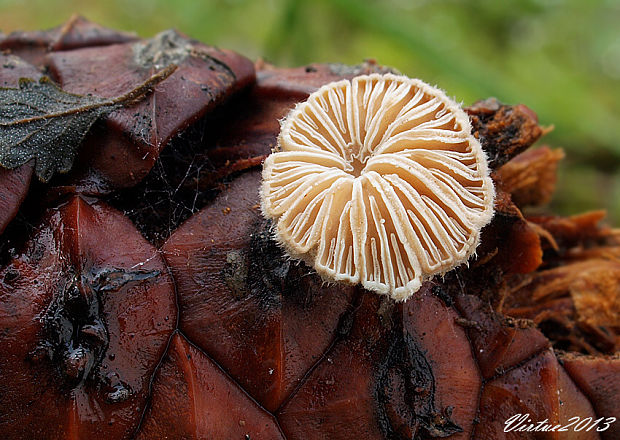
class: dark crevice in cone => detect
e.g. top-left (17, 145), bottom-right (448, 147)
top-left (375, 326), bottom-right (463, 439)
top-left (34, 271), bottom-right (110, 389)
top-left (106, 89), bottom-right (261, 247)
top-left (0, 212), bottom-right (32, 269)
top-left (0, 180), bottom-right (52, 267)
top-left (246, 217), bottom-right (316, 310)
top-left (106, 121), bottom-right (224, 247)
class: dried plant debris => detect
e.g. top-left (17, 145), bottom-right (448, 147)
top-left (495, 146), bottom-right (565, 207)
top-left (0, 65), bottom-right (176, 182)
top-left (505, 212), bottom-right (620, 354)
top-left (133, 29), bottom-right (216, 70)
top-left (530, 210), bottom-right (615, 251)
top-left (262, 74), bottom-right (495, 300)
top-left (466, 97), bottom-right (544, 169)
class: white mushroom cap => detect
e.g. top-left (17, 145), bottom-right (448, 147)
top-left (261, 74), bottom-right (495, 301)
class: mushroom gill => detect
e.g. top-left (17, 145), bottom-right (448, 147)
top-left (261, 74), bottom-right (495, 301)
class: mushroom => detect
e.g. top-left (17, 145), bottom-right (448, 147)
top-left (261, 74), bottom-right (495, 301)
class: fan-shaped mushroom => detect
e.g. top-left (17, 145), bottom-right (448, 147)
top-left (261, 74), bottom-right (494, 300)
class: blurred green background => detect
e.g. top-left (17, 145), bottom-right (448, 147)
top-left (1, 0), bottom-right (619, 223)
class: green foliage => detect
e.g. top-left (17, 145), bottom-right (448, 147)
top-left (1, 0), bottom-right (618, 220)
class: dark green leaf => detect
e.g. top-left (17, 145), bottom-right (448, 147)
top-left (0, 65), bottom-right (177, 182)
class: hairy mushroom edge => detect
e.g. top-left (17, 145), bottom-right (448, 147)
top-left (261, 73), bottom-right (495, 301)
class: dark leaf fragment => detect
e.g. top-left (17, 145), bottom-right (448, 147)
top-left (46, 29), bottom-right (255, 192)
top-left (0, 65), bottom-right (176, 182)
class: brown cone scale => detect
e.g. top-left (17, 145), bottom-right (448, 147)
top-left (0, 15), bottom-right (138, 67)
top-left (162, 170), bottom-right (358, 412)
top-left (0, 197), bottom-right (176, 439)
top-left (475, 350), bottom-right (599, 440)
top-left (46, 28), bottom-right (255, 193)
top-left (136, 332), bottom-right (285, 439)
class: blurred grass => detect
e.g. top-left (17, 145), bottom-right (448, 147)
top-left (1, 0), bottom-right (619, 223)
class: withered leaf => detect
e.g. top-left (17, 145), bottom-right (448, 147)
top-left (0, 65), bottom-right (176, 182)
